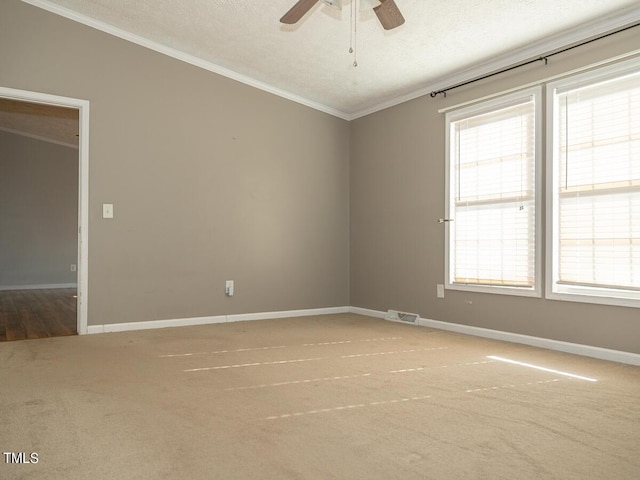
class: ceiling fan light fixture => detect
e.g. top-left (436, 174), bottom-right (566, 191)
top-left (280, 0), bottom-right (405, 66)
top-left (321, 0), bottom-right (343, 9)
top-left (281, 0), bottom-right (404, 27)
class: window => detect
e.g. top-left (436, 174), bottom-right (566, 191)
top-left (547, 58), bottom-right (640, 307)
top-left (445, 88), bottom-right (541, 296)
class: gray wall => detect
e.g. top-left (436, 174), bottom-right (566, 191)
top-left (0, 0), bottom-right (350, 325)
top-left (2, 1), bottom-right (637, 355)
top-left (0, 130), bottom-right (78, 287)
top-left (350, 28), bottom-right (640, 354)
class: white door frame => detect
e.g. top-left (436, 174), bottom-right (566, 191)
top-left (0, 87), bottom-right (89, 334)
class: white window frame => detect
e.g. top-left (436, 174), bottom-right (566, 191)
top-left (546, 57), bottom-right (640, 308)
top-left (445, 87), bottom-right (542, 297)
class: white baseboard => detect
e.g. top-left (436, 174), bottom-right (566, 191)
top-left (349, 306), bottom-right (387, 319)
top-left (227, 306), bottom-right (349, 323)
top-left (100, 315), bottom-right (228, 334)
top-left (0, 283), bottom-right (77, 291)
top-left (349, 307), bottom-right (640, 367)
top-left (86, 306), bottom-right (350, 335)
top-left (83, 304), bottom-right (640, 366)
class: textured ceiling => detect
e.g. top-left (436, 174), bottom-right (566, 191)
top-left (21, 0), bottom-right (640, 119)
top-left (0, 98), bottom-right (79, 148)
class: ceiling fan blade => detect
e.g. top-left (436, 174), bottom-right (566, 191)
top-left (373, 0), bottom-right (405, 30)
top-left (280, 0), bottom-right (321, 24)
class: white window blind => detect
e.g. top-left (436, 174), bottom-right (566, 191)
top-left (446, 90), bottom-right (539, 294)
top-left (551, 66), bottom-right (640, 299)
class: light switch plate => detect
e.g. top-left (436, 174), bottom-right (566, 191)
top-left (102, 204), bottom-right (114, 219)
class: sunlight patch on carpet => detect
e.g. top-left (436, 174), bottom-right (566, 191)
top-left (487, 355), bottom-right (597, 382)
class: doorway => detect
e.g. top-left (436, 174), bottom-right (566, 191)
top-left (0, 87), bottom-right (89, 339)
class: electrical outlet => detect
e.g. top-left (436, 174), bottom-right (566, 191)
top-left (437, 284), bottom-right (445, 298)
top-left (225, 280), bottom-right (234, 296)
top-left (70, 264), bottom-right (77, 272)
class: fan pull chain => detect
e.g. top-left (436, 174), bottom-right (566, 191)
top-left (349, 0), bottom-right (353, 54)
top-left (352, 0), bottom-right (358, 66)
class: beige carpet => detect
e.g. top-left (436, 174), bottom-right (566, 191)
top-left (1, 313), bottom-right (639, 479)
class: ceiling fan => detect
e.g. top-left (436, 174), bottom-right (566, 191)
top-left (280, 0), bottom-right (405, 30)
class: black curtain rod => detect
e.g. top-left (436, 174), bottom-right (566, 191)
top-left (429, 21), bottom-right (640, 98)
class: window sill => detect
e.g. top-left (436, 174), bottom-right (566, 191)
top-left (547, 287), bottom-right (640, 309)
top-left (447, 283), bottom-right (541, 298)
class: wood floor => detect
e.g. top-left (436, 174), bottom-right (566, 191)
top-left (0, 288), bottom-right (77, 341)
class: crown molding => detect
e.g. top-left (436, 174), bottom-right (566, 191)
top-left (19, 1), bottom-right (640, 122)
top-left (20, 0), bottom-right (351, 121)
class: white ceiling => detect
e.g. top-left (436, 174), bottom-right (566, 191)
top-left (22, 0), bottom-right (640, 119)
